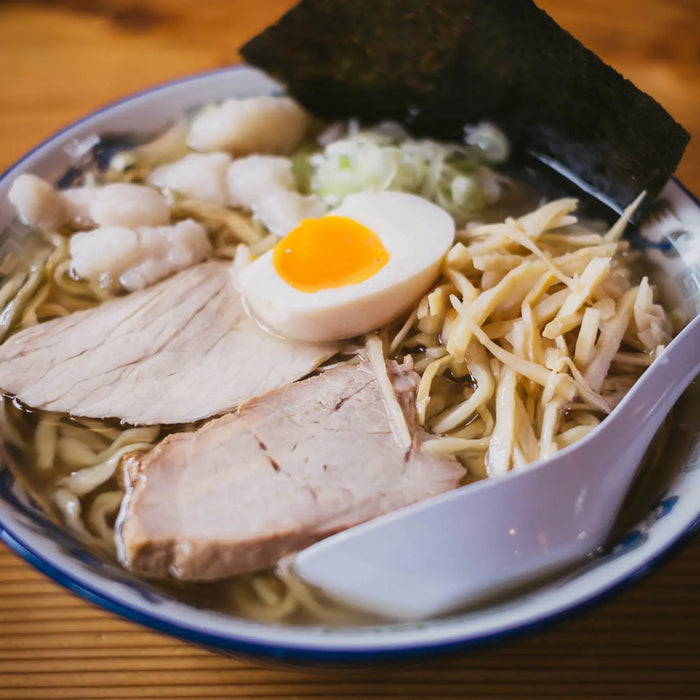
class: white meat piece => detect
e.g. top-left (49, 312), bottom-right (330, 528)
top-left (252, 190), bottom-right (327, 236)
top-left (226, 155), bottom-right (296, 208)
top-left (85, 183), bottom-right (171, 228)
top-left (187, 96), bottom-right (310, 155)
top-left (60, 187), bottom-right (97, 227)
top-left (227, 155), bottom-right (326, 235)
top-left (7, 174), bottom-right (170, 230)
top-left (117, 361), bottom-right (465, 580)
top-left (0, 261), bottom-right (337, 425)
top-left (70, 219), bottom-right (212, 291)
top-left (8, 174), bottom-right (66, 229)
top-left (148, 152), bottom-right (233, 206)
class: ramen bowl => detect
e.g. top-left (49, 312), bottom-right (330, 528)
top-left (0, 66), bottom-right (699, 664)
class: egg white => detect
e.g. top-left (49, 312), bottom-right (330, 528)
top-left (237, 191), bottom-right (455, 342)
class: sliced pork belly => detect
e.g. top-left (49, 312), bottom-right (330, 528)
top-left (0, 262), bottom-right (336, 424)
top-left (117, 360), bottom-right (465, 581)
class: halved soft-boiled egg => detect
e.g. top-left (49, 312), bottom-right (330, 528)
top-left (237, 191), bottom-right (455, 342)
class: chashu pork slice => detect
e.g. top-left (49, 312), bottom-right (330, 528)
top-left (0, 261), bottom-right (336, 424)
top-left (117, 360), bottom-right (465, 581)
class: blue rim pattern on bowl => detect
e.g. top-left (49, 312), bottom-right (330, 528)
top-left (0, 66), bottom-right (699, 663)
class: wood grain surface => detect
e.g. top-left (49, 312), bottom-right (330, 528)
top-left (1, 1), bottom-right (699, 697)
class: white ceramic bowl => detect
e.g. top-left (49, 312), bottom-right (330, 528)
top-left (1, 66), bottom-right (699, 664)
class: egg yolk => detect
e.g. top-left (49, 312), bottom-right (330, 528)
top-left (273, 216), bottom-right (390, 293)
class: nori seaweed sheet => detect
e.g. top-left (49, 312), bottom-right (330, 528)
top-left (242, 0), bottom-right (689, 213)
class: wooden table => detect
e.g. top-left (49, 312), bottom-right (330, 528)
top-left (1, 1), bottom-right (699, 697)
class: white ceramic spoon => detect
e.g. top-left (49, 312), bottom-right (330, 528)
top-left (291, 314), bottom-right (700, 620)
